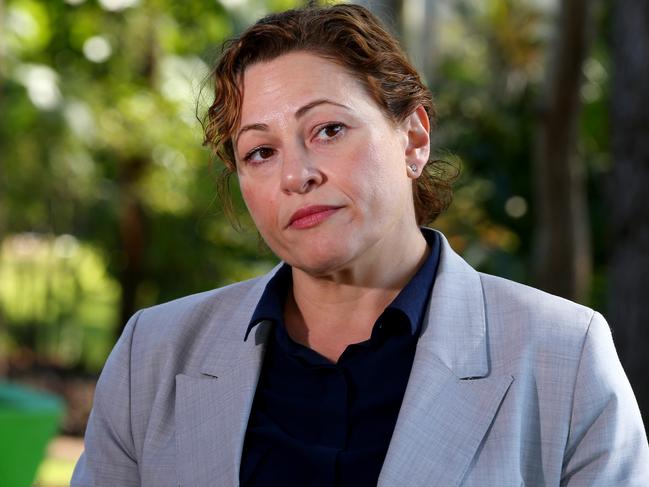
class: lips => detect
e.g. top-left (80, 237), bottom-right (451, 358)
top-left (287, 205), bottom-right (342, 229)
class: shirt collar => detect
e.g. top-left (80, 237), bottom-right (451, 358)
top-left (244, 228), bottom-right (441, 340)
top-left (244, 262), bottom-right (291, 341)
top-left (386, 228), bottom-right (440, 334)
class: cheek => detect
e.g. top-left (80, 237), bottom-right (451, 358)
top-left (347, 142), bottom-right (402, 199)
top-left (239, 179), bottom-right (253, 208)
top-left (239, 180), bottom-right (271, 223)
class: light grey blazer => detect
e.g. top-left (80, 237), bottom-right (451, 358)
top-left (72, 232), bottom-right (649, 486)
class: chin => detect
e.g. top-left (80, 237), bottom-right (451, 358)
top-left (281, 242), bottom-right (358, 277)
top-left (263, 224), bottom-right (370, 274)
top-left (292, 258), bottom-right (345, 278)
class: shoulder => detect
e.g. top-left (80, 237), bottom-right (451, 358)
top-left (432, 231), bottom-right (600, 376)
top-left (117, 270), bottom-right (273, 375)
top-left (435, 229), bottom-right (595, 349)
top-left (478, 272), bottom-right (597, 356)
top-left (135, 274), bottom-right (266, 335)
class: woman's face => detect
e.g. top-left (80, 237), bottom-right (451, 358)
top-left (235, 51), bottom-right (429, 277)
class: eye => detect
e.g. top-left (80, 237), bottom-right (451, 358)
top-left (314, 123), bottom-right (346, 142)
top-left (243, 146), bottom-right (275, 165)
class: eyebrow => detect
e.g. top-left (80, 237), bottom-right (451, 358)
top-left (235, 98), bottom-right (349, 147)
top-left (295, 98), bottom-right (349, 118)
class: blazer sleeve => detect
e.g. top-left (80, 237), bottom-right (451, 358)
top-left (71, 310), bottom-right (142, 487)
top-left (561, 311), bottom-right (649, 486)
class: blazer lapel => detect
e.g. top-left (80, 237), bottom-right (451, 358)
top-left (379, 233), bottom-right (514, 486)
top-left (175, 269), bottom-right (278, 487)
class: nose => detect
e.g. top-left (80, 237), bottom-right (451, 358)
top-left (280, 146), bottom-right (324, 194)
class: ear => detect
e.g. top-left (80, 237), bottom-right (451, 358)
top-left (403, 105), bottom-right (430, 179)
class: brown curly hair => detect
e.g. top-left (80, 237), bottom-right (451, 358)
top-left (203, 3), bottom-right (454, 225)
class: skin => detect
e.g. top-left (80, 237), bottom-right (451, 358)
top-left (236, 51), bottom-right (431, 362)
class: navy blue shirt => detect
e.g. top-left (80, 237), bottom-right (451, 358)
top-left (240, 229), bottom-right (441, 486)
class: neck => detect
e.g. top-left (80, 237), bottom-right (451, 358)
top-left (285, 226), bottom-right (429, 362)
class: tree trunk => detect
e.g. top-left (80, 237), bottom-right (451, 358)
top-left (403, 0), bottom-right (438, 83)
top-left (0, 0), bottom-right (7, 377)
top-left (532, 0), bottom-right (595, 303)
top-left (117, 157), bottom-right (148, 339)
top-left (609, 0), bottom-right (649, 431)
top-left (115, 17), bottom-right (157, 338)
top-left (357, 0), bottom-right (404, 40)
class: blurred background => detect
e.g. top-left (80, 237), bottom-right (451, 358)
top-left (0, 0), bottom-right (647, 485)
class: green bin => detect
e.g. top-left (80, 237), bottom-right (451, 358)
top-left (0, 382), bottom-right (63, 487)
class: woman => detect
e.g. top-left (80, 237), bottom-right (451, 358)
top-left (72, 4), bottom-right (649, 486)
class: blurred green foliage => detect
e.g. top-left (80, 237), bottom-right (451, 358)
top-left (0, 0), bottom-right (611, 373)
top-left (0, 0), bottom-right (289, 372)
top-left (0, 234), bottom-right (118, 370)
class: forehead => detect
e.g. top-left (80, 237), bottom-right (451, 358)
top-left (238, 51), bottom-right (373, 124)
